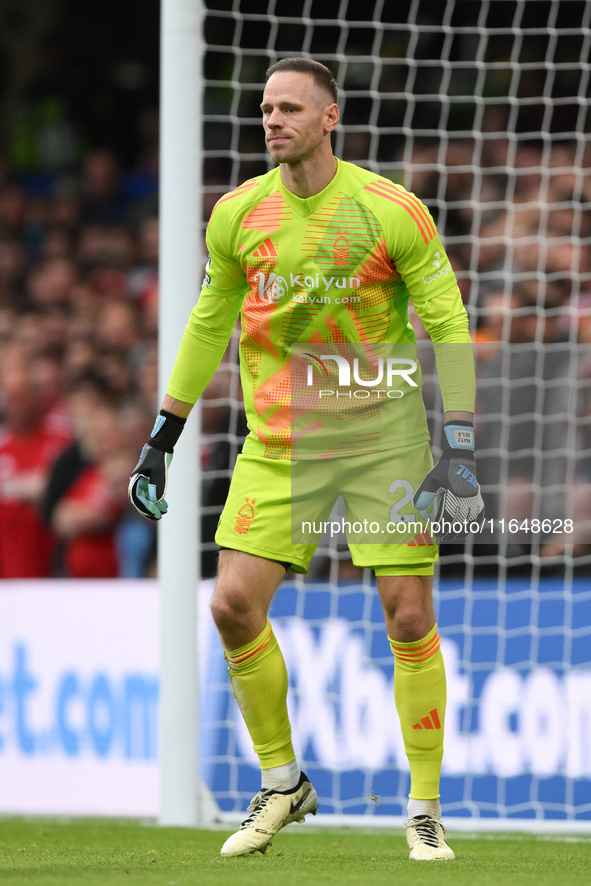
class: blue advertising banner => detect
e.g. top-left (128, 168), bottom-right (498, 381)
top-left (1, 577), bottom-right (589, 822)
top-left (202, 575), bottom-right (591, 822)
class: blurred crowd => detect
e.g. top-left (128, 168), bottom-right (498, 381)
top-left (0, 148), bottom-right (158, 579)
top-left (0, 146), bottom-right (243, 579)
top-left (404, 134), bottom-right (591, 563)
top-left (0, 126), bottom-right (590, 580)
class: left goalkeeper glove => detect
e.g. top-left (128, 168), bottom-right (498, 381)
top-left (413, 420), bottom-right (485, 542)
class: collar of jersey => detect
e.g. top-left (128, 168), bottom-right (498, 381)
top-left (276, 158), bottom-right (343, 217)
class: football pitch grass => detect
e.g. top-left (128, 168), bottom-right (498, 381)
top-left (1, 818), bottom-right (591, 886)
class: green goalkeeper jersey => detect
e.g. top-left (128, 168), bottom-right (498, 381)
top-left (167, 159), bottom-right (474, 458)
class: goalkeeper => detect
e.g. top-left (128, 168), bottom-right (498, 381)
top-left (129, 57), bottom-right (483, 861)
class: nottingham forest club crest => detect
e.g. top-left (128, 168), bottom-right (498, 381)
top-left (234, 497), bottom-right (256, 535)
top-left (332, 230), bottom-right (350, 267)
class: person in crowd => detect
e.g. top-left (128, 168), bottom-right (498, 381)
top-left (43, 379), bottom-right (133, 578)
top-left (0, 343), bottom-right (72, 577)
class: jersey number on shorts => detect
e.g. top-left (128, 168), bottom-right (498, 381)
top-left (389, 478), bottom-right (430, 522)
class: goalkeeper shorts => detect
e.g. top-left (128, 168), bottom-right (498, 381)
top-left (215, 443), bottom-right (438, 575)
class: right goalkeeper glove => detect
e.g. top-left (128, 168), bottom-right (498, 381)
top-left (128, 410), bottom-right (186, 521)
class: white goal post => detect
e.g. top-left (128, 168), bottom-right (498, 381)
top-left (158, 0), bottom-right (218, 826)
top-left (160, 0), bottom-right (591, 831)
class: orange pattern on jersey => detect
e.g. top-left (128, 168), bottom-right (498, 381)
top-left (212, 179), bottom-right (259, 215)
top-left (363, 181), bottom-right (436, 244)
top-left (241, 277), bottom-right (351, 455)
top-left (301, 194), bottom-right (382, 273)
top-left (242, 191), bottom-right (290, 232)
top-left (250, 359), bottom-right (293, 454)
top-left (240, 266), bottom-right (279, 440)
top-left (328, 237), bottom-right (396, 343)
top-left (355, 236), bottom-right (398, 285)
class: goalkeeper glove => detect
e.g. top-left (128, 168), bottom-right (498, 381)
top-left (413, 420), bottom-right (485, 542)
top-left (128, 410), bottom-right (186, 521)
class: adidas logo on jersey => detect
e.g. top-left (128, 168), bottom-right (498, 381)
top-left (252, 238), bottom-right (277, 261)
top-left (412, 708), bottom-right (442, 730)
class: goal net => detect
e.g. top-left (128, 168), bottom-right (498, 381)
top-left (197, 0), bottom-right (591, 828)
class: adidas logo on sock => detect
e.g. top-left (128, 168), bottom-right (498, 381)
top-left (412, 708), bottom-right (442, 730)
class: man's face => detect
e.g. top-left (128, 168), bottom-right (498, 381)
top-left (260, 71), bottom-right (338, 165)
